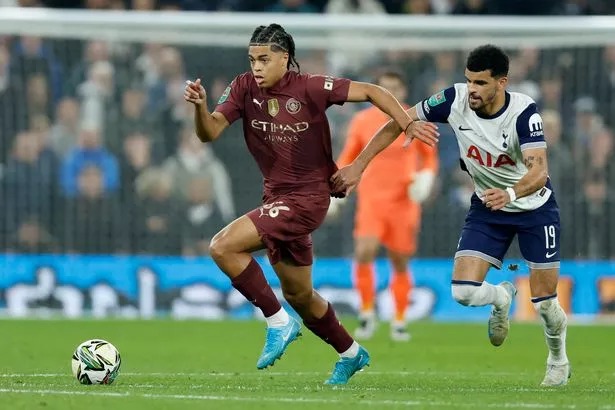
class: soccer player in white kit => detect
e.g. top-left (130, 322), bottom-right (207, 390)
top-left (331, 45), bottom-right (570, 387)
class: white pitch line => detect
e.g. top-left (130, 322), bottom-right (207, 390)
top-left (0, 388), bottom-right (580, 409)
top-left (0, 370), bottom-right (524, 378)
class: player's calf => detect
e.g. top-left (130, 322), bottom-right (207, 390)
top-left (533, 295), bottom-right (570, 386)
top-left (451, 280), bottom-right (510, 308)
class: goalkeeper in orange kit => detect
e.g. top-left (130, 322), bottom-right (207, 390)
top-left (330, 70), bottom-right (439, 341)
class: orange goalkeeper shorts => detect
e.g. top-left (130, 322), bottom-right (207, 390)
top-left (353, 199), bottom-right (421, 255)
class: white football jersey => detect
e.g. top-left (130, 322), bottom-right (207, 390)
top-left (416, 83), bottom-right (551, 212)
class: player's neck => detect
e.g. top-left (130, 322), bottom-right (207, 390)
top-left (263, 70), bottom-right (290, 92)
top-left (478, 91), bottom-right (508, 118)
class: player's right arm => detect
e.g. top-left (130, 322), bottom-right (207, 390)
top-left (337, 114), bottom-right (366, 167)
top-left (331, 87), bottom-right (454, 195)
top-left (184, 79), bottom-right (229, 142)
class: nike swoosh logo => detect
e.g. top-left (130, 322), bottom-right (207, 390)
top-left (281, 323), bottom-right (295, 342)
top-left (458, 125), bottom-right (472, 131)
top-left (546, 251), bottom-right (557, 259)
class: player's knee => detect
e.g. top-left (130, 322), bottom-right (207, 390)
top-left (283, 288), bottom-right (312, 311)
top-left (355, 243), bottom-right (377, 263)
top-left (209, 231), bottom-right (229, 262)
top-left (451, 283), bottom-right (480, 306)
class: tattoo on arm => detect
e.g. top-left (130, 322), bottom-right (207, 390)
top-left (523, 155), bottom-right (545, 170)
top-left (524, 156), bottom-right (535, 169)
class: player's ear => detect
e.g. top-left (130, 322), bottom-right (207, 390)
top-left (498, 76), bottom-right (508, 89)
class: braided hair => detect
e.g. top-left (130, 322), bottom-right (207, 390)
top-left (249, 24), bottom-right (300, 72)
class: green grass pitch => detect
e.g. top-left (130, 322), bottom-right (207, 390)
top-left (0, 319), bottom-right (613, 409)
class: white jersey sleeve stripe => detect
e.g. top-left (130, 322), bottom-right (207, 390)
top-left (415, 101), bottom-right (428, 121)
top-left (520, 141), bottom-right (547, 151)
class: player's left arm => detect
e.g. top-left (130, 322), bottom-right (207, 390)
top-left (346, 81), bottom-right (413, 132)
top-left (515, 147), bottom-right (549, 198)
top-left (483, 148), bottom-right (548, 211)
top-left (483, 103), bottom-right (548, 211)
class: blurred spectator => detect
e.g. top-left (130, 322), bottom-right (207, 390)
top-left (542, 110), bottom-right (574, 196)
top-left (181, 177), bottom-right (224, 256)
top-left (108, 87), bottom-right (161, 156)
top-left (25, 73), bottom-right (53, 121)
top-left (3, 131), bottom-right (58, 232)
top-left (451, 0), bottom-right (489, 14)
top-left (146, 46), bottom-right (189, 153)
top-left (325, 0), bottom-right (386, 76)
top-left (402, 0), bottom-right (433, 14)
top-left (77, 60), bottom-right (118, 135)
top-left (507, 55), bottom-right (540, 101)
top-left (0, 43), bottom-right (27, 161)
top-left (596, 45), bottom-right (615, 128)
top-left (63, 164), bottom-right (126, 254)
top-left (64, 41), bottom-right (112, 97)
top-left (10, 36), bottom-right (63, 104)
top-left (325, 0), bottom-right (384, 13)
top-left (571, 96), bottom-right (604, 161)
top-left (582, 127), bottom-right (615, 258)
top-left (563, 0), bottom-right (606, 15)
top-left (132, 0), bottom-right (156, 9)
top-left (133, 167), bottom-right (183, 254)
top-left (266, 0), bottom-right (318, 12)
top-left (163, 127), bottom-right (236, 223)
top-left (538, 75), bottom-right (564, 113)
top-left (60, 126), bottom-right (120, 196)
top-left (49, 97), bottom-right (81, 158)
top-left (6, 216), bottom-right (58, 254)
top-left (135, 43), bottom-right (163, 91)
top-left (413, 51), bottom-right (463, 102)
top-left (85, 0), bottom-right (111, 8)
top-left (119, 131), bottom-right (155, 205)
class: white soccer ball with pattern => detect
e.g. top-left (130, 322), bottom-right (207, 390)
top-left (71, 339), bottom-right (121, 385)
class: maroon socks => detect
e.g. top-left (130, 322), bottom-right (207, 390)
top-left (303, 303), bottom-right (354, 353)
top-left (231, 258), bottom-right (281, 317)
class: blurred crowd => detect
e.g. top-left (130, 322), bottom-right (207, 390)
top-left (1, 2), bottom-right (615, 260)
top-left (2, 0), bottom-right (615, 15)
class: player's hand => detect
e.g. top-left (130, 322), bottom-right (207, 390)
top-left (482, 188), bottom-right (511, 211)
top-left (403, 121), bottom-right (439, 148)
top-left (331, 163), bottom-right (363, 196)
top-left (184, 78), bottom-right (207, 106)
top-left (408, 170), bottom-right (435, 203)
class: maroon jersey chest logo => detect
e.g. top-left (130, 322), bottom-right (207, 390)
top-left (285, 98), bottom-right (301, 114)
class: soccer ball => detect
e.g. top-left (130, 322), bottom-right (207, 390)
top-left (71, 339), bottom-right (121, 385)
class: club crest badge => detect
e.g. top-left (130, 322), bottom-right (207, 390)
top-left (285, 98), bottom-right (301, 114)
top-left (267, 98), bottom-right (279, 117)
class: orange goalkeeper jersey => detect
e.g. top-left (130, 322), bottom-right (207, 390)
top-left (337, 106), bottom-right (438, 204)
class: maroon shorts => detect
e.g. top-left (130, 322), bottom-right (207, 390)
top-left (247, 192), bottom-right (330, 266)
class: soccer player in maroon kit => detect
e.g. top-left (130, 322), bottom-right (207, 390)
top-left (184, 23), bottom-right (439, 385)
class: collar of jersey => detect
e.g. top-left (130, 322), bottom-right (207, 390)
top-left (475, 92), bottom-right (510, 120)
top-left (264, 70), bottom-right (295, 94)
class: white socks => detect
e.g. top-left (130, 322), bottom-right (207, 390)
top-left (533, 297), bottom-right (569, 365)
top-left (340, 341), bottom-right (360, 358)
top-left (452, 281), bottom-right (509, 309)
top-left (265, 308), bottom-right (290, 328)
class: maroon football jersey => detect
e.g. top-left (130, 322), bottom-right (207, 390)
top-left (215, 71), bottom-right (350, 197)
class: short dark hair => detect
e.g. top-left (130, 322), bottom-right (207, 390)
top-left (375, 68), bottom-right (407, 86)
top-left (249, 24), bottom-right (300, 72)
top-left (466, 45), bottom-right (509, 78)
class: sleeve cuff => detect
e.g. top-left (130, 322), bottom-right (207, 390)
top-left (415, 101), bottom-right (428, 121)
